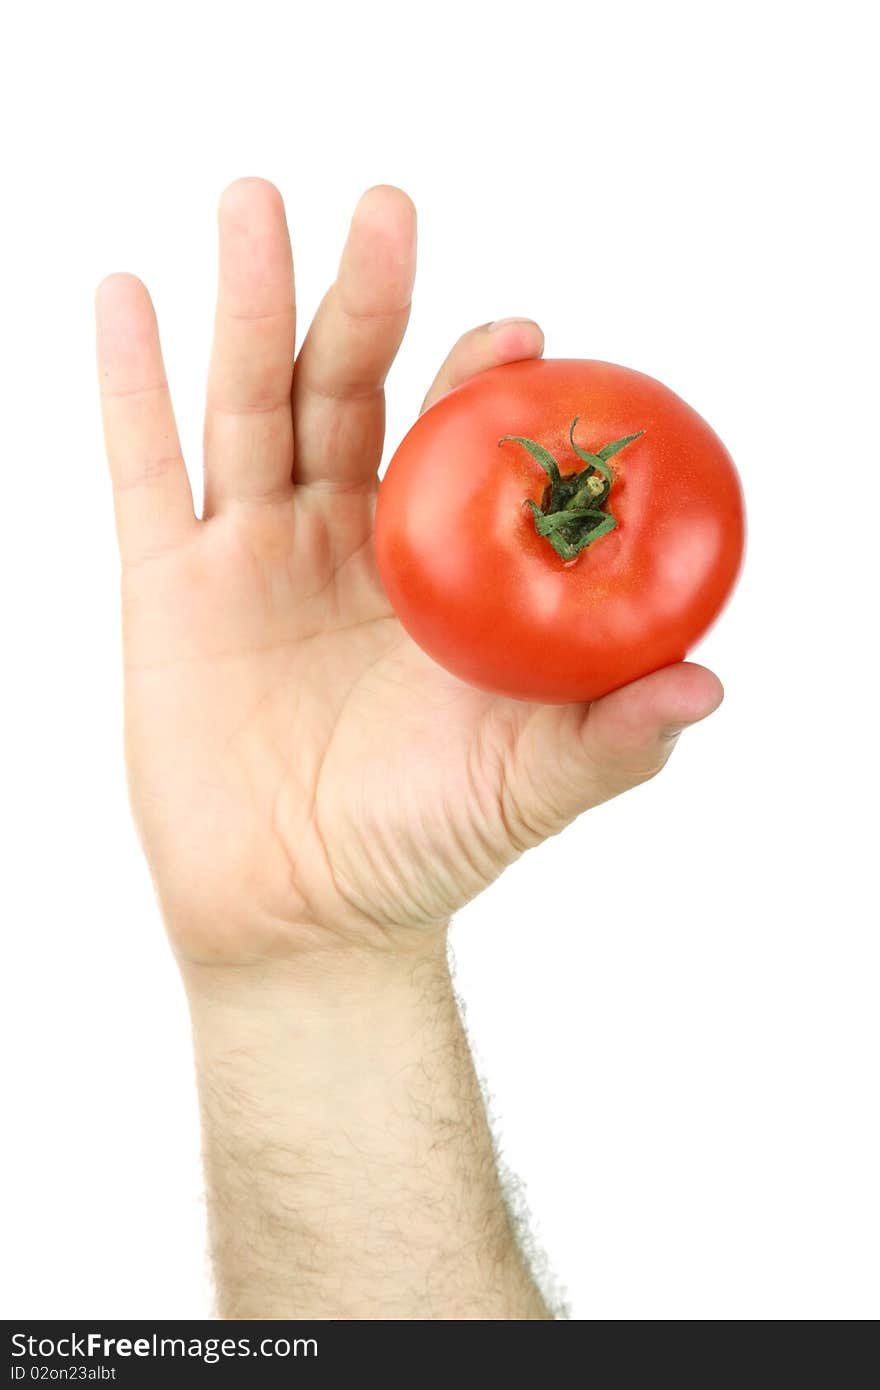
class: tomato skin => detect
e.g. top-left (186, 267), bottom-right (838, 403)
top-left (375, 359), bottom-right (745, 703)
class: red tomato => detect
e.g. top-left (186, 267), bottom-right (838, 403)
top-left (375, 359), bottom-right (745, 703)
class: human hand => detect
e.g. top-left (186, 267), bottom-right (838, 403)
top-left (96, 179), bottom-right (722, 969)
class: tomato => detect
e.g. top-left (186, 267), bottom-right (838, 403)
top-left (375, 359), bottom-right (745, 703)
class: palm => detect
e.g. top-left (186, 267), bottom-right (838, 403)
top-left (99, 180), bottom-right (721, 963)
top-left (124, 493), bottom-right (558, 958)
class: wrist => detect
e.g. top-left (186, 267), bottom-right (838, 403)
top-left (183, 934), bottom-right (457, 1172)
top-left (179, 931), bottom-right (454, 1095)
top-left (174, 920), bottom-right (450, 1013)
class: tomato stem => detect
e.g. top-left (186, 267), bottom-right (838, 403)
top-left (499, 418), bottom-right (645, 561)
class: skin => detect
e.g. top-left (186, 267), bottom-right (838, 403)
top-left (95, 179), bottom-right (724, 1319)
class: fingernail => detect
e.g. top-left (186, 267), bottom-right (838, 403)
top-left (488, 316), bottom-right (539, 333)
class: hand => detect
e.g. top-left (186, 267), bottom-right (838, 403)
top-left (96, 179), bottom-right (722, 968)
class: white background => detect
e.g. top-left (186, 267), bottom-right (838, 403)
top-left (2, 0), bottom-right (876, 1319)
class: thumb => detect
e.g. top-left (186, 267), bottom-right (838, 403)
top-left (507, 663), bottom-right (724, 844)
top-left (579, 661), bottom-right (725, 804)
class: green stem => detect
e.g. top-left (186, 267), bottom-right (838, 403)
top-left (500, 418), bottom-right (645, 561)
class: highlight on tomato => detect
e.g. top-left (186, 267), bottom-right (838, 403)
top-left (375, 358), bottom-right (745, 704)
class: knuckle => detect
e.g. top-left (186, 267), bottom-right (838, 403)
top-left (114, 452), bottom-right (182, 492)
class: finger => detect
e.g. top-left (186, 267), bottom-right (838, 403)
top-left (292, 185), bottom-right (416, 491)
top-left (203, 178), bottom-right (296, 513)
top-left (96, 274), bottom-right (195, 566)
top-left (507, 663), bottom-right (724, 844)
top-left (580, 662), bottom-right (725, 797)
top-left (420, 318), bottom-right (544, 414)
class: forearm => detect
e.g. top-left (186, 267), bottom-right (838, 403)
top-left (183, 939), bottom-right (550, 1320)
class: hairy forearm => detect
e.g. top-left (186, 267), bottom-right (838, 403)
top-left (183, 941), bottom-right (550, 1320)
